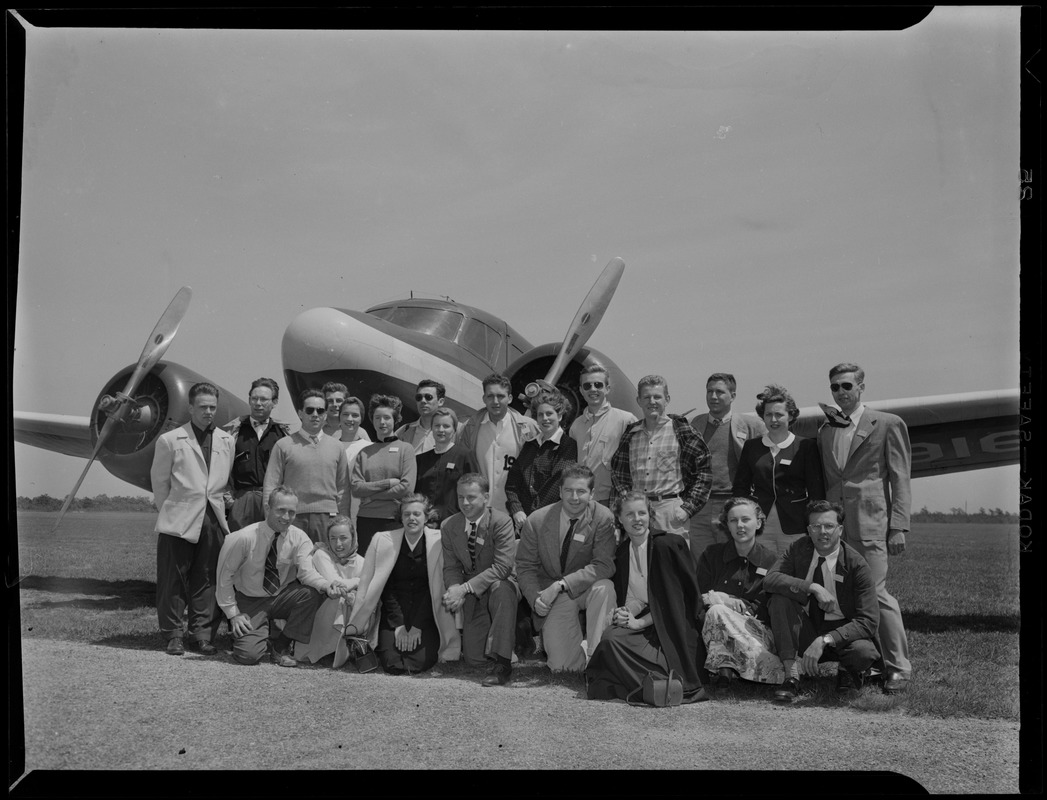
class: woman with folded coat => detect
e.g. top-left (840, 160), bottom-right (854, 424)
top-left (731, 384), bottom-right (825, 555)
top-left (585, 491), bottom-right (708, 703)
top-left (413, 408), bottom-right (477, 526)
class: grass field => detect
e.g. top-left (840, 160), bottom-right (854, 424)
top-left (14, 513), bottom-right (1020, 721)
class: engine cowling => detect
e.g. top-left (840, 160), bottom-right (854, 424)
top-left (92, 361), bottom-right (248, 491)
top-left (504, 344), bottom-right (634, 428)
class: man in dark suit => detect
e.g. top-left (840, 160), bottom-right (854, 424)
top-left (817, 362), bottom-right (912, 693)
top-left (516, 465), bottom-right (616, 672)
top-left (441, 473), bottom-right (519, 687)
top-left (764, 500), bottom-right (880, 702)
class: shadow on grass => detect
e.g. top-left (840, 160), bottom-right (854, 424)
top-left (904, 610), bottom-right (1019, 633)
top-left (19, 576), bottom-right (155, 611)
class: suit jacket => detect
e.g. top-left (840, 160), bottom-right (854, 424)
top-left (817, 407), bottom-right (912, 541)
top-left (732, 434), bottom-right (825, 535)
top-left (441, 507), bottom-right (518, 595)
top-left (504, 434), bottom-right (579, 516)
top-left (516, 499), bottom-right (616, 629)
top-left (690, 411), bottom-right (766, 483)
top-left (347, 527), bottom-right (461, 661)
top-left (455, 407), bottom-right (540, 459)
top-left (151, 423), bottom-right (235, 542)
top-left (763, 536), bottom-right (879, 646)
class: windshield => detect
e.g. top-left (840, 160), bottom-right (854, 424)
top-left (368, 306), bottom-right (464, 342)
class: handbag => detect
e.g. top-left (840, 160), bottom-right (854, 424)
top-left (346, 636), bottom-right (379, 673)
top-left (626, 669), bottom-right (684, 708)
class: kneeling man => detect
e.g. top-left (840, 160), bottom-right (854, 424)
top-left (764, 500), bottom-right (880, 701)
top-left (516, 465), bottom-right (616, 672)
top-left (216, 485), bottom-right (343, 666)
top-left (441, 474), bottom-right (520, 686)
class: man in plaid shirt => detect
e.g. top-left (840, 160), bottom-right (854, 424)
top-left (610, 375), bottom-right (712, 540)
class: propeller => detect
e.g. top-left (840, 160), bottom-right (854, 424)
top-left (52, 286), bottom-right (193, 532)
top-left (520, 257), bottom-right (625, 403)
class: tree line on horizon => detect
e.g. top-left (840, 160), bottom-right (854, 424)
top-left (14, 493), bottom-right (1020, 523)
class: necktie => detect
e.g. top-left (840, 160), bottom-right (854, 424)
top-left (263, 534), bottom-right (281, 596)
top-left (809, 556), bottom-right (827, 630)
top-left (467, 521), bottom-right (479, 569)
top-left (560, 518), bottom-right (578, 573)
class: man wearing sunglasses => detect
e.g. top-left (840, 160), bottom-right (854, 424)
top-left (817, 362), bottom-right (912, 694)
top-left (568, 363), bottom-right (637, 507)
top-left (263, 389), bottom-right (351, 544)
top-left (395, 379), bottom-right (453, 455)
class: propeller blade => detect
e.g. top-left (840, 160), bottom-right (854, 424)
top-left (51, 286), bottom-right (193, 532)
top-left (542, 257), bottom-right (625, 388)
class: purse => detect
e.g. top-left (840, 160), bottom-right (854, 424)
top-left (346, 636), bottom-right (379, 673)
top-left (626, 669), bottom-right (684, 708)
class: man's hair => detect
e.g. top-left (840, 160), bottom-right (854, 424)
top-left (561, 463), bottom-right (595, 490)
top-left (457, 472), bottom-right (490, 493)
top-left (416, 379), bottom-right (446, 399)
top-left (829, 363), bottom-right (865, 384)
top-left (706, 373), bottom-right (737, 393)
top-left (481, 373), bottom-right (512, 393)
top-left (431, 407), bottom-right (459, 428)
top-left (755, 383), bottom-right (800, 423)
top-left (636, 374), bottom-right (668, 396)
top-left (368, 393), bottom-right (403, 424)
top-left (321, 382), bottom-right (348, 397)
top-left (249, 377), bottom-right (280, 401)
top-left (614, 489), bottom-right (652, 519)
top-left (806, 499), bottom-right (845, 524)
top-left (268, 485), bottom-right (299, 506)
top-left (717, 496), bottom-right (766, 535)
top-left (339, 396), bottom-right (365, 418)
top-left (579, 362), bottom-right (610, 381)
top-left (299, 388), bottom-right (325, 407)
top-left (189, 382), bottom-right (220, 402)
top-left (530, 389), bottom-right (572, 420)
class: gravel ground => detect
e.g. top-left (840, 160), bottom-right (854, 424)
top-left (15, 638), bottom-right (1018, 793)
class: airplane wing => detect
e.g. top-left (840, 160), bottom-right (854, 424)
top-left (790, 389), bottom-right (1020, 478)
top-left (13, 412), bottom-right (95, 459)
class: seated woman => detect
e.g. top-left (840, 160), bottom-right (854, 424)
top-left (697, 496), bottom-right (784, 688)
top-left (505, 389), bottom-right (578, 531)
top-left (413, 408), bottom-right (477, 526)
top-left (732, 384), bottom-right (825, 555)
top-left (295, 516), bottom-right (365, 665)
top-left (351, 394), bottom-right (417, 556)
top-left (344, 494), bottom-right (460, 674)
top-left (585, 491), bottom-right (708, 703)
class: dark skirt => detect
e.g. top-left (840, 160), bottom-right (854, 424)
top-left (585, 625), bottom-right (669, 701)
top-left (376, 622), bottom-right (441, 674)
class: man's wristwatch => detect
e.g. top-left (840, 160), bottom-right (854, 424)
top-left (821, 634), bottom-right (834, 647)
top-left (558, 580), bottom-right (567, 594)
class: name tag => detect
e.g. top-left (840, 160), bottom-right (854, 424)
top-left (834, 573), bottom-right (844, 583)
top-left (780, 459), bottom-right (792, 466)
top-left (475, 537), bottom-right (485, 547)
top-left (446, 462), bottom-right (456, 470)
top-left (756, 567), bottom-right (768, 576)
top-left (389, 447), bottom-right (399, 452)
top-left (573, 533), bottom-right (586, 543)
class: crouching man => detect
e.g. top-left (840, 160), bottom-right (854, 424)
top-left (216, 485), bottom-right (344, 666)
top-left (764, 500), bottom-right (880, 702)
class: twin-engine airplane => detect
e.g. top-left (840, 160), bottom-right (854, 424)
top-left (14, 258), bottom-right (1020, 531)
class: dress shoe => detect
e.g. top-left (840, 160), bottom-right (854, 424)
top-left (835, 668), bottom-right (862, 697)
top-left (773, 677), bottom-right (801, 703)
top-left (715, 667), bottom-right (737, 689)
top-left (481, 662), bottom-right (512, 687)
top-left (186, 639), bottom-right (217, 656)
top-left (883, 670), bottom-right (911, 694)
top-left (166, 637), bottom-right (185, 656)
top-left (269, 646), bottom-right (297, 668)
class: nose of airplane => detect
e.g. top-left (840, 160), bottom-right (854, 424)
top-left (282, 307), bottom-right (394, 374)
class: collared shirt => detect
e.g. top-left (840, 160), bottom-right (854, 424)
top-left (761, 431), bottom-right (796, 457)
top-left (251, 417), bottom-right (271, 440)
top-left (476, 412), bottom-right (522, 514)
top-left (216, 521), bottom-right (328, 618)
top-left (396, 420), bottom-right (436, 455)
top-left (628, 418), bottom-right (684, 496)
top-left (702, 415), bottom-right (733, 494)
top-left (625, 537), bottom-right (649, 611)
top-left (804, 545), bottom-right (844, 622)
top-left (569, 402), bottom-right (638, 502)
top-left (190, 422), bottom-right (214, 471)
top-left (833, 403), bottom-right (865, 468)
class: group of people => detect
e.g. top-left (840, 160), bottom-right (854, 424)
top-left (149, 359), bottom-right (912, 703)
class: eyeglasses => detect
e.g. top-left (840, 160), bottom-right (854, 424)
top-left (302, 407), bottom-right (326, 416)
top-left (830, 382), bottom-right (855, 392)
top-left (581, 382), bottom-right (606, 390)
top-left (807, 523), bottom-right (839, 533)
top-left (415, 393), bottom-right (436, 401)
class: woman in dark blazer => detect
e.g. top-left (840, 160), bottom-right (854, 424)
top-left (731, 384), bottom-right (824, 554)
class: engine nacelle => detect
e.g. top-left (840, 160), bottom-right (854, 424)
top-left (92, 361), bottom-right (248, 491)
top-left (504, 344), bottom-right (634, 429)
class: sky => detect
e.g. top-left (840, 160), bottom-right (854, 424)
top-left (11, 9), bottom-right (1021, 512)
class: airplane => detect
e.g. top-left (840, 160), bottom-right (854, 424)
top-left (13, 257), bottom-right (1020, 528)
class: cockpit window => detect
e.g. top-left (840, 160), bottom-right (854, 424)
top-left (460, 318), bottom-right (503, 365)
top-left (368, 306), bottom-right (464, 342)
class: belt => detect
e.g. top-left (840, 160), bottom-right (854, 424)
top-left (646, 491), bottom-right (683, 502)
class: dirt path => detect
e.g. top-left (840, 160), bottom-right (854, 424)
top-left (15, 638), bottom-right (1018, 793)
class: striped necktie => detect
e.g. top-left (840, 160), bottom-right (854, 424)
top-left (467, 521), bottom-right (479, 569)
top-left (263, 534), bottom-right (281, 596)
